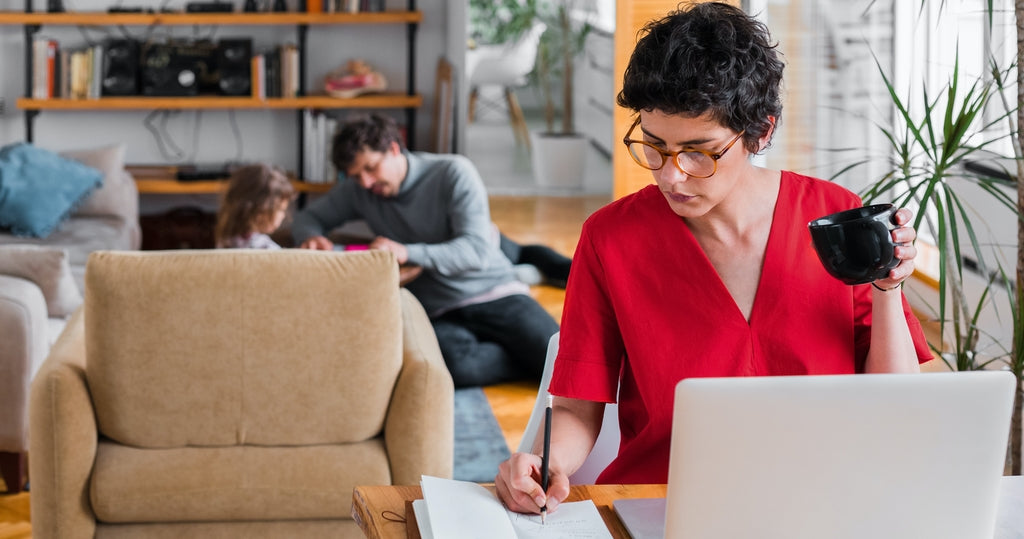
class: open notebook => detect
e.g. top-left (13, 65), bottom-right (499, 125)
top-left (615, 371), bottom-right (1015, 539)
top-left (414, 475), bottom-right (612, 539)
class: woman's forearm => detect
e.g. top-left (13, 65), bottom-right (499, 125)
top-left (531, 397), bottom-right (606, 478)
top-left (864, 287), bottom-right (920, 373)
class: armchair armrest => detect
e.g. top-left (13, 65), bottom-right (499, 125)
top-left (385, 289), bottom-right (455, 484)
top-left (29, 309), bottom-right (98, 538)
top-left (0, 274), bottom-right (48, 452)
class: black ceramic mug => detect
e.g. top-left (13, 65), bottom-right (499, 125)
top-left (808, 203), bottom-right (899, 285)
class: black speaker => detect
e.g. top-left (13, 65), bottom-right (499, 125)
top-left (217, 38), bottom-right (252, 96)
top-left (141, 40), bottom-right (217, 96)
top-left (102, 39), bottom-right (140, 96)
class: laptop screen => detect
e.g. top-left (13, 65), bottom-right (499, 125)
top-left (652, 372), bottom-right (1014, 539)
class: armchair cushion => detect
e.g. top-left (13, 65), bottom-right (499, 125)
top-left (0, 142), bottom-right (102, 238)
top-left (85, 249), bottom-right (404, 448)
top-left (91, 441), bottom-right (392, 522)
top-left (0, 245), bottom-right (82, 317)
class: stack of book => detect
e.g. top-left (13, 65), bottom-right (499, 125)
top-left (310, 0), bottom-right (384, 14)
top-left (250, 43), bottom-right (300, 99)
top-left (302, 109), bottom-right (338, 183)
top-left (33, 38), bottom-right (104, 100)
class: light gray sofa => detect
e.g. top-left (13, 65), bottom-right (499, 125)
top-left (0, 144), bottom-right (141, 493)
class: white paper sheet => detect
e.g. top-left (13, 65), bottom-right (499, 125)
top-left (412, 499), bottom-right (434, 539)
top-left (418, 475), bottom-right (612, 539)
top-left (421, 475), bottom-right (517, 539)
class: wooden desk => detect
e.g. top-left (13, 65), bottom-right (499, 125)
top-left (351, 483), bottom-right (666, 539)
top-left (352, 478), bottom-right (1024, 539)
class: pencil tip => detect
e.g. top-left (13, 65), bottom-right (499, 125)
top-left (541, 511), bottom-right (546, 524)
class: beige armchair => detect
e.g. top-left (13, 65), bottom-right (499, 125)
top-left (29, 249), bottom-right (453, 538)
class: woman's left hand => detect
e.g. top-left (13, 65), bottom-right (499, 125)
top-left (875, 207), bottom-right (917, 291)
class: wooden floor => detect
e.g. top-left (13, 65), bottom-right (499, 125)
top-left (484, 194), bottom-right (610, 451)
top-left (0, 194), bottom-right (607, 538)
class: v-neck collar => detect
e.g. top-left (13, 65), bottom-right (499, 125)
top-left (666, 172), bottom-right (787, 326)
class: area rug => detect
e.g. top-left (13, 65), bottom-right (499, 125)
top-left (453, 387), bottom-right (511, 482)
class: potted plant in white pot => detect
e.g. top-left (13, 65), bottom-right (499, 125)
top-left (837, 1), bottom-right (1024, 473)
top-left (468, 0), bottom-right (541, 47)
top-left (528, 0), bottom-right (591, 189)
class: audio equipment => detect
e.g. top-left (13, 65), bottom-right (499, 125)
top-left (140, 40), bottom-right (217, 96)
top-left (216, 38), bottom-right (252, 96)
top-left (101, 38), bottom-right (140, 96)
top-left (184, 1), bottom-right (234, 12)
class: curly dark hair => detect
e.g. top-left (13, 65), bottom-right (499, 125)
top-left (330, 113), bottom-right (404, 172)
top-left (617, 2), bottom-right (784, 153)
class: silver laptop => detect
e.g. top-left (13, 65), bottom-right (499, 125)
top-left (614, 371), bottom-right (1015, 539)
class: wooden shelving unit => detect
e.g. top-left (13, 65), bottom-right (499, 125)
top-left (0, 11), bottom-right (422, 26)
top-left (16, 94), bottom-right (423, 110)
top-left (4, 4), bottom-right (421, 182)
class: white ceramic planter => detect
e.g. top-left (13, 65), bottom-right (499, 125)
top-left (529, 131), bottom-right (587, 189)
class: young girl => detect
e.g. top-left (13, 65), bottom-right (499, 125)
top-left (215, 164), bottom-right (296, 249)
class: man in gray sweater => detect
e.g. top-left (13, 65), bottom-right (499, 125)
top-left (292, 114), bottom-right (559, 387)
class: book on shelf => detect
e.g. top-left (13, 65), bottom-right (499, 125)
top-left (264, 48), bottom-right (279, 98)
top-left (90, 43), bottom-right (103, 99)
top-left (251, 53), bottom-right (266, 100)
top-left (58, 48), bottom-right (71, 98)
top-left (329, 0), bottom-right (383, 12)
top-left (250, 45), bottom-right (299, 99)
top-left (302, 109), bottom-right (338, 184)
top-left (65, 45), bottom-right (102, 100)
top-left (32, 37), bottom-right (58, 99)
top-left (280, 43), bottom-right (299, 98)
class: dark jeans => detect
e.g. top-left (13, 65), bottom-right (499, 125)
top-left (432, 294), bottom-right (559, 388)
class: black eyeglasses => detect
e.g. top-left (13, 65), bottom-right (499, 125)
top-left (622, 117), bottom-right (746, 179)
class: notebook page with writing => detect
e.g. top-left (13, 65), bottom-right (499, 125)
top-left (507, 501), bottom-right (612, 539)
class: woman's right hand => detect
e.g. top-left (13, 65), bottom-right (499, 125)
top-left (494, 452), bottom-right (571, 515)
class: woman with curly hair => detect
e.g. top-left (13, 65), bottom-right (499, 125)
top-left (495, 1), bottom-right (933, 515)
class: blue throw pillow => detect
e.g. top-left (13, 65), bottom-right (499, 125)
top-left (0, 142), bottom-right (103, 238)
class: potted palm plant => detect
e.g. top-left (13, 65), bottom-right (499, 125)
top-left (528, 0), bottom-right (591, 188)
top-left (838, 1), bottom-right (1024, 474)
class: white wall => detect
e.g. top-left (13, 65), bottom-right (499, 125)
top-left (0, 0), bottom-right (458, 168)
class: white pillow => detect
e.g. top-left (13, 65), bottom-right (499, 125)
top-left (60, 143), bottom-right (127, 218)
top-left (0, 245), bottom-right (82, 317)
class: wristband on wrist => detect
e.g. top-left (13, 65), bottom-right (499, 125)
top-left (872, 281), bottom-right (903, 292)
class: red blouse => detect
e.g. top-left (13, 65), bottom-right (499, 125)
top-left (549, 172), bottom-right (933, 484)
